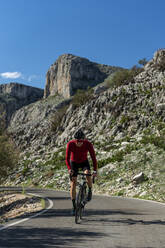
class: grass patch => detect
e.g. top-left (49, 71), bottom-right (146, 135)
top-left (71, 88), bottom-right (94, 108)
top-left (98, 144), bottom-right (139, 168)
top-left (50, 105), bottom-right (68, 132)
top-left (43, 149), bottom-right (66, 170)
top-left (40, 198), bottom-right (45, 209)
top-left (141, 134), bottom-right (165, 150)
top-left (0, 132), bottom-right (19, 179)
top-left (105, 66), bottom-right (143, 89)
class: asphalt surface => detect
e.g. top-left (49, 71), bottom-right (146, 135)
top-left (0, 188), bottom-right (165, 248)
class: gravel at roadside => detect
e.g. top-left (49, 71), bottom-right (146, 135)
top-left (0, 193), bottom-right (43, 224)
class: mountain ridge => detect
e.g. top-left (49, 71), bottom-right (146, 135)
top-left (1, 49), bottom-right (165, 203)
top-left (44, 53), bottom-right (122, 98)
top-left (0, 82), bottom-right (44, 125)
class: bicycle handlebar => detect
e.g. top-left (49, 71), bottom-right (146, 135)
top-left (77, 172), bottom-right (92, 176)
top-left (77, 172), bottom-right (96, 184)
top-left (70, 172), bottom-right (96, 184)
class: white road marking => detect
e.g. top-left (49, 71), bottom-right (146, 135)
top-left (0, 197), bottom-right (53, 231)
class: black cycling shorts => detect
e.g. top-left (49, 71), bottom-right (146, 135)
top-left (70, 160), bottom-right (90, 178)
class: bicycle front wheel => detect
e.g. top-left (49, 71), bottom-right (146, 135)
top-left (80, 185), bottom-right (86, 219)
top-left (75, 188), bottom-right (83, 224)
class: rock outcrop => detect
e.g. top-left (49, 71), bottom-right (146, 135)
top-left (4, 49), bottom-right (165, 204)
top-left (8, 95), bottom-right (70, 150)
top-left (44, 54), bottom-right (121, 98)
top-left (7, 49), bottom-right (165, 151)
top-left (135, 49), bottom-right (165, 84)
top-left (0, 83), bottom-right (44, 124)
top-left (0, 82), bottom-right (43, 100)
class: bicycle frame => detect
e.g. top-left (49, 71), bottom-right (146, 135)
top-left (75, 172), bottom-right (92, 224)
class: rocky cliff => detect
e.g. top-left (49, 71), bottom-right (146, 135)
top-left (7, 49), bottom-right (165, 150)
top-left (0, 83), bottom-right (44, 124)
top-left (44, 54), bottom-right (122, 98)
top-left (55, 49), bottom-right (165, 144)
top-left (3, 49), bottom-right (165, 203)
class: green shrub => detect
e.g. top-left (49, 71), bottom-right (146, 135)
top-left (153, 121), bottom-right (165, 133)
top-left (120, 115), bottom-right (131, 124)
top-left (0, 104), bottom-right (6, 134)
top-left (116, 190), bottom-right (124, 196)
top-left (105, 66), bottom-right (143, 89)
top-left (141, 134), bottom-right (165, 150)
top-left (138, 58), bottom-right (148, 66)
top-left (50, 88), bottom-right (94, 132)
top-left (22, 160), bottom-right (31, 176)
top-left (51, 105), bottom-right (68, 132)
top-left (98, 150), bottom-right (125, 168)
top-left (43, 149), bottom-right (66, 170)
top-left (0, 104), bottom-right (19, 177)
top-left (98, 144), bottom-right (138, 169)
top-left (0, 133), bottom-right (19, 179)
top-left (72, 88), bottom-right (94, 108)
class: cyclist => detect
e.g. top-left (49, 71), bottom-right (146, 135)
top-left (65, 129), bottom-right (97, 215)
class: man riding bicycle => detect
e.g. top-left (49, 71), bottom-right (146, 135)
top-left (65, 129), bottom-right (98, 215)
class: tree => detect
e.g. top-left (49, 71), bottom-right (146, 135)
top-left (0, 104), bottom-right (6, 134)
top-left (105, 66), bottom-right (142, 89)
top-left (138, 58), bottom-right (148, 66)
top-left (0, 105), bottom-right (18, 181)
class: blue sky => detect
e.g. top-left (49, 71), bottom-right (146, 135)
top-left (0, 0), bottom-right (164, 89)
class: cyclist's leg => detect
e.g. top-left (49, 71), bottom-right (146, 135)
top-left (84, 169), bottom-right (92, 188)
top-left (70, 176), bottom-right (77, 200)
top-left (82, 160), bottom-right (93, 201)
top-left (70, 176), bottom-right (77, 214)
top-left (81, 160), bottom-right (92, 187)
top-left (85, 171), bottom-right (92, 201)
top-left (70, 161), bottom-right (78, 212)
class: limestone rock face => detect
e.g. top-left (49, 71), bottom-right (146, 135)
top-left (153, 49), bottom-right (165, 69)
top-left (7, 49), bottom-right (165, 152)
top-left (135, 49), bottom-right (165, 84)
top-left (44, 54), bottom-right (121, 98)
top-left (0, 82), bottom-right (44, 124)
top-left (0, 82), bottom-right (44, 100)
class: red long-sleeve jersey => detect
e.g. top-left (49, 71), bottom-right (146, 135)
top-left (65, 139), bottom-right (97, 171)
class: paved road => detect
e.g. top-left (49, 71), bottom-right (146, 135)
top-left (0, 188), bottom-right (165, 248)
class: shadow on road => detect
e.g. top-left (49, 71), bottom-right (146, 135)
top-left (37, 207), bottom-right (165, 227)
top-left (1, 204), bottom-right (165, 228)
top-left (82, 209), bottom-right (165, 226)
top-left (82, 215), bottom-right (165, 226)
top-left (25, 207), bottom-right (143, 219)
top-left (0, 225), bottom-right (109, 248)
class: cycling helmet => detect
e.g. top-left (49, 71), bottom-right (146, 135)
top-left (74, 129), bottom-right (85, 140)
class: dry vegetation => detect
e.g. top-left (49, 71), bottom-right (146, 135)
top-left (0, 192), bottom-right (43, 224)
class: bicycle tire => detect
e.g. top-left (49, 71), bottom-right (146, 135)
top-left (75, 188), bottom-right (82, 224)
top-left (80, 184), bottom-right (86, 219)
top-left (79, 188), bottom-right (84, 220)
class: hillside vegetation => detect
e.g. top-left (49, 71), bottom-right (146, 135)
top-left (1, 49), bottom-right (165, 203)
top-left (0, 107), bottom-right (19, 179)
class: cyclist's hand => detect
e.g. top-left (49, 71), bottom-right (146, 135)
top-left (69, 169), bottom-right (74, 176)
top-left (93, 171), bottom-right (97, 177)
top-left (92, 171), bottom-right (97, 183)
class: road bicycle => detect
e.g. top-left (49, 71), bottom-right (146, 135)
top-left (75, 172), bottom-right (95, 224)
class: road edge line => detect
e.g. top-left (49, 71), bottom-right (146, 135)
top-left (0, 195), bottom-right (53, 231)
